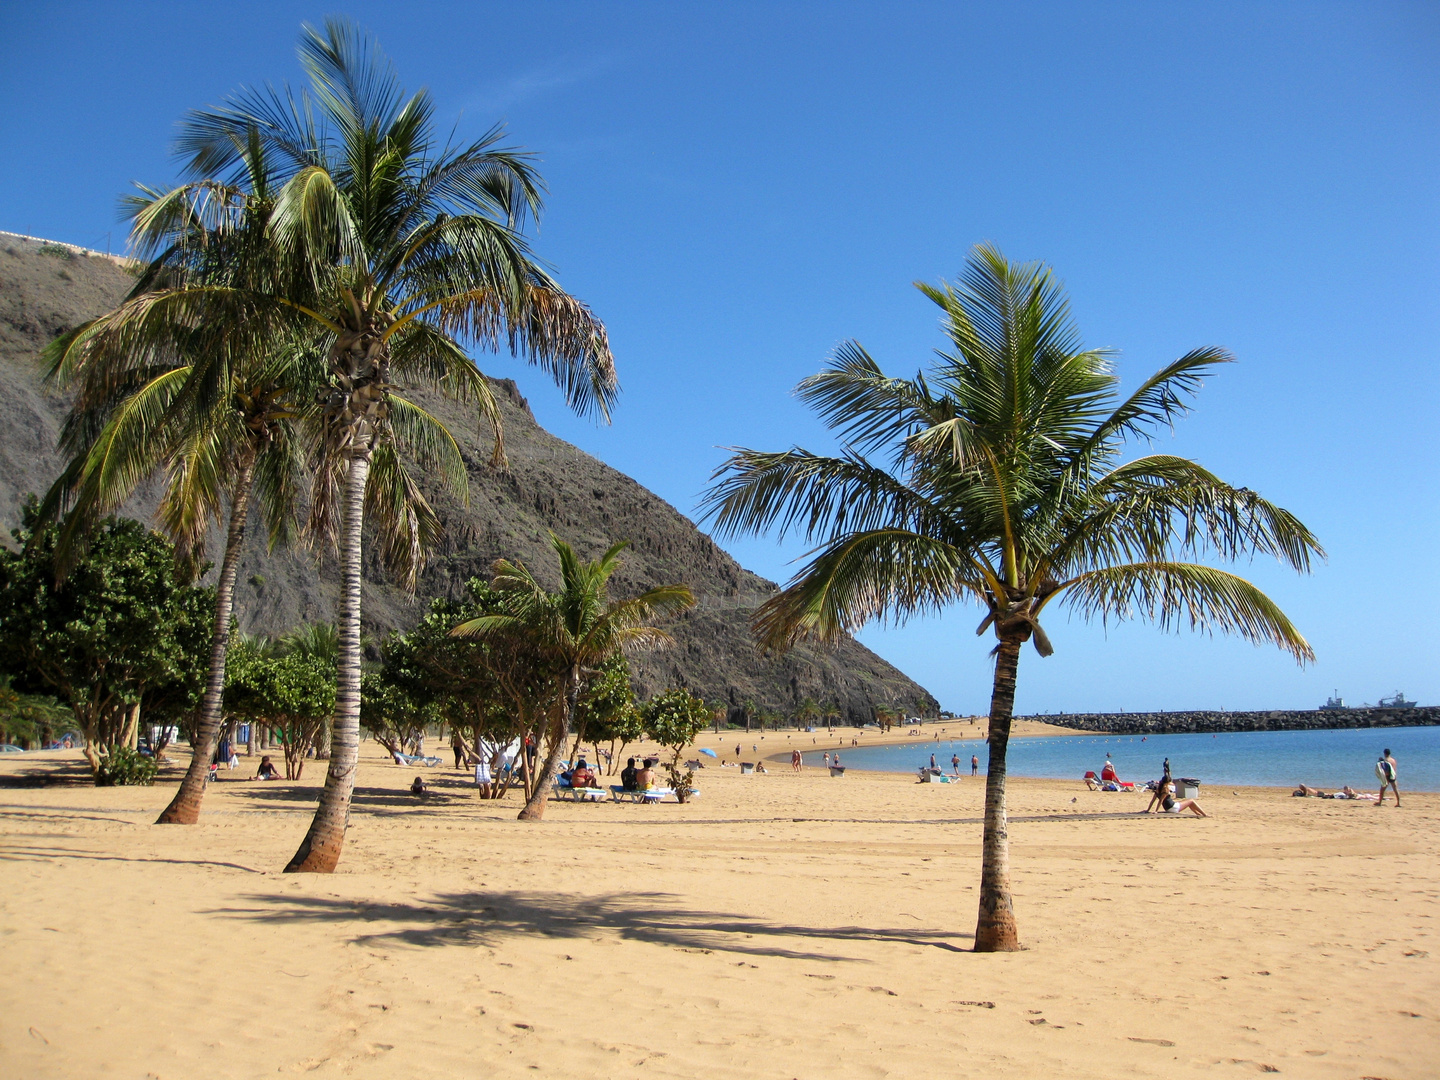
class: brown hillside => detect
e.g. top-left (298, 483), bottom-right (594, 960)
top-left (0, 233), bottom-right (937, 720)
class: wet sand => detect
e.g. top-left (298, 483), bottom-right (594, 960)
top-left (1, 740), bottom-right (1436, 1079)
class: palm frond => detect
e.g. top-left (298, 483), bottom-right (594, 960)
top-left (1058, 561), bottom-right (1314, 663)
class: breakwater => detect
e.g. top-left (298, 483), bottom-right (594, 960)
top-left (1026, 706), bottom-right (1439, 735)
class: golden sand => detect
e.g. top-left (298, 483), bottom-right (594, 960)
top-left (1, 736), bottom-right (1436, 1079)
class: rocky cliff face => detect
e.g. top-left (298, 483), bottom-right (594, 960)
top-left (1031, 707), bottom-right (1439, 735)
top-left (0, 233), bottom-right (937, 721)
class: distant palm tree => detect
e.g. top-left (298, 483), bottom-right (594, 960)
top-left (703, 244), bottom-right (1320, 951)
top-left (452, 534), bottom-right (693, 820)
top-left (796, 697), bottom-right (821, 729)
top-left (58, 20), bottom-right (615, 871)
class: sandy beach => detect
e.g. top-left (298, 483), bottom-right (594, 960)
top-left (2, 737), bottom-right (1436, 1080)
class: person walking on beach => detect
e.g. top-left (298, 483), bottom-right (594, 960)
top-left (1376, 749), bottom-right (1400, 807)
top-left (792, 749), bottom-right (802, 772)
top-left (951, 753), bottom-right (961, 777)
top-left (970, 754), bottom-right (979, 776)
top-left (823, 752), bottom-right (830, 768)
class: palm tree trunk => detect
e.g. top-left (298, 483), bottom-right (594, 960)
top-left (974, 632), bottom-right (1024, 952)
top-left (285, 437), bottom-right (372, 872)
top-left (156, 450), bottom-right (257, 824)
top-left (518, 667), bottom-right (580, 821)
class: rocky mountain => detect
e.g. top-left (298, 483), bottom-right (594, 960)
top-left (0, 232), bottom-right (936, 720)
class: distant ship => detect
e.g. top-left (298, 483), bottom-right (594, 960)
top-left (1319, 690), bottom-right (1347, 711)
top-left (1378, 691), bottom-right (1417, 709)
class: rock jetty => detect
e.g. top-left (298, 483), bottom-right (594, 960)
top-left (1027, 707), bottom-right (1439, 735)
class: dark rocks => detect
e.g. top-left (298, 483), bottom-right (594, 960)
top-left (1026, 707), bottom-right (1439, 735)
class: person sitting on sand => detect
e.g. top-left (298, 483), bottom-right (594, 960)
top-left (410, 776), bottom-right (427, 798)
top-left (755, 761), bottom-right (768, 774)
top-left (1146, 782), bottom-right (1206, 817)
top-left (253, 755), bottom-right (280, 781)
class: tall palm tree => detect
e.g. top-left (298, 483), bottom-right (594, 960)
top-left (702, 244), bottom-right (1321, 952)
top-left (54, 20), bottom-right (616, 872)
top-left (452, 534), bottom-right (694, 821)
top-left (40, 160), bottom-right (312, 826)
top-left (46, 21), bottom-right (613, 875)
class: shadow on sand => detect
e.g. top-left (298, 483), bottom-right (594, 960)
top-left (212, 888), bottom-right (973, 961)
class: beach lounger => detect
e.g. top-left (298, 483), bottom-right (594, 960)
top-left (607, 785), bottom-right (675, 803)
top-left (553, 781), bottom-right (607, 802)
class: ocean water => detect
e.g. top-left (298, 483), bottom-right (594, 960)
top-left (835, 724), bottom-right (1440, 792)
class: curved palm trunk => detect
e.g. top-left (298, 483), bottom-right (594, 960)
top-left (156, 451), bottom-right (257, 824)
top-left (974, 633), bottom-right (1024, 952)
top-left (518, 666), bottom-right (580, 821)
top-left (285, 438), bottom-right (372, 872)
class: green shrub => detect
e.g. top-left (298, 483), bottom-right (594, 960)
top-left (95, 745), bottom-right (159, 786)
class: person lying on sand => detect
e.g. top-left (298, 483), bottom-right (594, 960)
top-left (1293, 784), bottom-right (1330, 797)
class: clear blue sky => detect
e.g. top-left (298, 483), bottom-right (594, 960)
top-left (2, 2), bottom-right (1436, 715)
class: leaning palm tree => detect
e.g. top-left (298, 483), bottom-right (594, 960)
top-left (451, 534), bottom-right (694, 821)
top-left (55, 20), bottom-right (616, 872)
top-left (702, 244), bottom-right (1321, 952)
top-left (40, 160), bottom-right (312, 826)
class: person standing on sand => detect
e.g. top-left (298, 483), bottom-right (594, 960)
top-left (971, 754), bottom-right (979, 776)
top-left (1376, 749), bottom-right (1400, 807)
top-left (792, 750), bottom-right (802, 772)
top-left (451, 732), bottom-right (465, 770)
top-left (951, 754), bottom-right (961, 777)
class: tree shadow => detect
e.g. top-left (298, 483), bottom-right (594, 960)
top-left (213, 888), bottom-right (973, 961)
top-left (0, 842), bottom-right (266, 873)
top-left (222, 782), bottom-right (475, 811)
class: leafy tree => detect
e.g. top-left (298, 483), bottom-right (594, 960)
top-left (571, 653), bottom-right (634, 769)
top-left (0, 503), bottom-right (213, 776)
top-left (62, 20), bottom-right (615, 872)
top-left (702, 244), bottom-right (1319, 951)
top-left (641, 688), bottom-right (710, 802)
top-left (368, 580), bottom-right (558, 799)
top-left (452, 534), bottom-right (693, 820)
top-left (226, 628), bottom-right (337, 779)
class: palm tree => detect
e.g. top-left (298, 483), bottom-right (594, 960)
top-left (796, 697), bottom-right (822, 729)
top-left (56, 20), bottom-right (616, 871)
top-left (41, 161), bottom-right (312, 826)
top-left (702, 244), bottom-right (1321, 952)
top-left (451, 534), bottom-right (694, 820)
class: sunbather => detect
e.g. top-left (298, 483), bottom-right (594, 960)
top-left (571, 759), bottom-right (598, 789)
top-left (635, 759), bottom-right (657, 790)
top-left (1145, 783), bottom-right (1206, 816)
top-left (1293, 784), bottom-right (1330, 797)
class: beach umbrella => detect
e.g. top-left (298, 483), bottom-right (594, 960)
top-left (699, 748), bottom-right (718, 758)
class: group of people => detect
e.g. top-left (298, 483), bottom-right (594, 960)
top-left (1294, 749), bottom-right (1401, 806)
top-left (618, 756), bottom-right (661, 791)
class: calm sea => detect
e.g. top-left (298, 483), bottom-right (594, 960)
top-left (836, 724), bottom-right (1440, 792)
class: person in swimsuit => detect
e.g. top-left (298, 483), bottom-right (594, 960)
top-left (971, 755), bottom-right (979, 776)
top-left (1149, 782), bottom-right (1206, 816)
